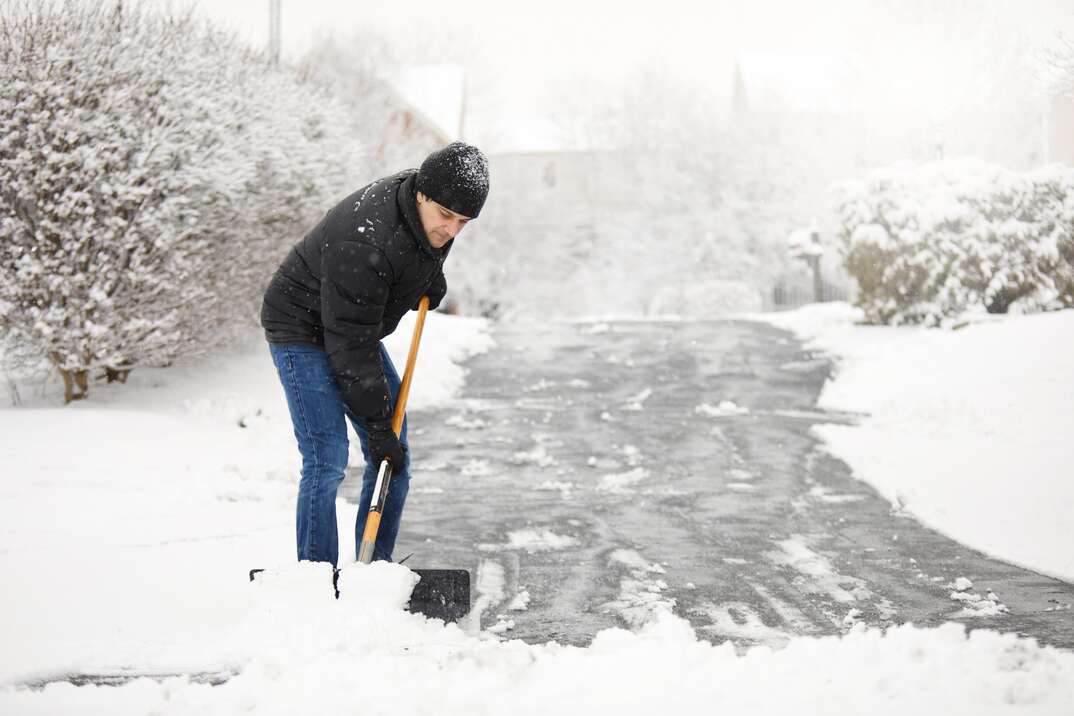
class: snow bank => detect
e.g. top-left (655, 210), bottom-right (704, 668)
top-left (4, 607), bottom-right (1073, 715)
top-left (382, 311), bottom-right (495, 411)
top-left (0, 313), bottom-right (490, 681)
top-left (755, 303), bottom-right (1074, 582)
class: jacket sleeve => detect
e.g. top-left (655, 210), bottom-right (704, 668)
top-left (321, 239), bottom-right (395, 425)
top-left (425, 268), bottom-right (447, 310)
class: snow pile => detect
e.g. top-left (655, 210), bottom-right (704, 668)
top-left (507, 590), bottom-right (532, 611)
top-left (0, 313), bottom-right (490, 683)
top-left (7, 604), bottom-right (1074, 715)
top-left (757, 303), bottom-right (1074, 581)
top-left (382, 311), bottom-right (495, 411)
top-left (948, 577), bottom-right (1011, 618)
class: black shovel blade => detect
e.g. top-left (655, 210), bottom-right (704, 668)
top-left (408, 569), bottom-right (470, 622)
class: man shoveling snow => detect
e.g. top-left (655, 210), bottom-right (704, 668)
top-left (259, 142), bottom-right (489, 573)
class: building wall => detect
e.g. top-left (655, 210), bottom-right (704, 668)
top-left (476, 149), bottom-right (654, 249)
top-left (1048, 94), bottom-right (1074, 166)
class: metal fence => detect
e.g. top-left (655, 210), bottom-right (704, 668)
top-left (767, 280), bottom-right (851, 311)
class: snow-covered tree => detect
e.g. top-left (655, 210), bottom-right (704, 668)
top-left (1043, 33), bottom-right (1074, 99)
top-left (0, 1), bottom-right (363, 401)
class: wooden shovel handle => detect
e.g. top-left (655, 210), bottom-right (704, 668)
top-left (358, 295), bottom-right (431, 564)
top-left (392, 295), bottom-right (429, 436)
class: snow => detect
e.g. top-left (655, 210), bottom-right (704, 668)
top-left (622, 387), bottom-right (653, 411)
top-left (11, 605), bottom-right (1074, 714)
top-left (0, 312), bottom-right (488, 683)
top-left (534, 480), bottom-right (575, 498)
top-left (510, 440), bottom-right (558, 467)
top-left (3, 308), bottom-right (1074, 712)
top-left (735, 50), bottom-right (857, 114)
top-left (768, 538), bottom-right (868, 606)
top-left (834, 160), bottom-right (1074, 326)
top-left (0, 6), bottom-right (369, 387)
top-left (503, 529), bottom-right (578, 552)
top-left (601, 550), bottom-right (677, 629)
top-left (754, 303), bottom-right (1074, 582)
top-left (384, 64), bottom-right (466, 140)
top-left (597, 467), bottom-right (650, 493)
top-left (460, 459), bottom-right (494, 477)
top-left (507, 590), bottom-right (532, 612)
top-left (696, 400), bottom-right (750, 417)
top-left (955, 577), bottom-right (976, 592)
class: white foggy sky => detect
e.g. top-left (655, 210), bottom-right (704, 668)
top-left (144, 0), bottom-right (1074, 151)
top-left (159, 0), bottom-right (1074, 68)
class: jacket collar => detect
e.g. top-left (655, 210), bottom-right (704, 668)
top-left (397, 171), bottom-right (452, 258)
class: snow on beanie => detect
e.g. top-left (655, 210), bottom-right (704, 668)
top-left (416, 142), bottom-right (490, 219)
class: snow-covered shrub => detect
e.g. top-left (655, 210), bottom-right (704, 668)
top-left (835, 160), bottom-right (1074, 325)
top-left (0, 1), bottom-right (362, 401)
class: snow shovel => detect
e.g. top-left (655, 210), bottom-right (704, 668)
top-left (357, 295), bottom-right (471, 622)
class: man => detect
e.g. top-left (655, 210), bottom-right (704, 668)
top-left (261, 142), bottom-right (489, 567)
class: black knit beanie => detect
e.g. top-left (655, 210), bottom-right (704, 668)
top-left (416, 142), bottom-right (490, 219)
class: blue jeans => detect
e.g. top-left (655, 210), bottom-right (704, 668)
top-left (268, 343), bottom-right (410, 566)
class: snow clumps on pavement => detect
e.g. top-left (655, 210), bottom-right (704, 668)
top-left (695, 400), bottom-right (750, 417)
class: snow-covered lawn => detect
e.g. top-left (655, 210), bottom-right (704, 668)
top-left (755, 304), bottom-right (1074, 583)
top-left (1, 310), bottom-right (1073, 713)
top-left (0, 313), bottom-right (490, 680)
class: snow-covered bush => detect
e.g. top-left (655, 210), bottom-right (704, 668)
top-left (835, 160), bottom-right (1074, 326)
top-left (0, 1), bottom-right (362, 401)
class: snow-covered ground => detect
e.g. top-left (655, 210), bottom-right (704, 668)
top-left (2, 310), bottom-right (1073, 713)
top-left (755, 304), bottom-right (1074, 583)
top-left (0, 313), bottom-right (490, 681)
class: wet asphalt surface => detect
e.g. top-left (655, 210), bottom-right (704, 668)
top-left (341, 319), bottom-right (1074, 651)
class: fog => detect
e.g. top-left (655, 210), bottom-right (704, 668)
top-left (139, 0), bottom-right (1074, 317)
top-left (172, 0), bottom-right (1073, 138)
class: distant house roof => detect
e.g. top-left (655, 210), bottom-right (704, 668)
top-left (466, 106), bottom-right (622, 156)
top-left (383, 64), bottom-right (466, 140)
top-left (384, 64), bottom-right (611, 156)
top-left (471, 113), bottom-right (576, 155)
top-left (733, 51), bottom-right (858, 115)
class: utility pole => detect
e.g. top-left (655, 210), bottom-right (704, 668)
top-left (268, 0), bottom-right (281, 66)
top-left (1041, 104), bottom-right (1050, 165)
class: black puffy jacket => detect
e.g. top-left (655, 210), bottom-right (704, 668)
top-left (260, 170), bottom-right (450, 425)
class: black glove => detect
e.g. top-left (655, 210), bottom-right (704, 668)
top-left (366, 420), bottom-right (407, 469)
top-left (416, 272), bottom-right (447, 311)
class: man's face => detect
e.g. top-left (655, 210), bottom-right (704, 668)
top-left (416, 192), bottom-right (471, 249)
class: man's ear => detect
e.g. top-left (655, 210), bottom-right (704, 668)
top-left (416, 191), bottom-right (426, 204)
